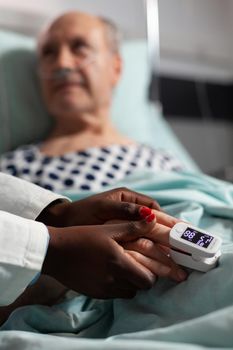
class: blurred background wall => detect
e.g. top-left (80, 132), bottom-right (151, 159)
top-left (158, 0), bottom-right (233, 179)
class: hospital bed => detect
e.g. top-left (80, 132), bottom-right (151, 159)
top-left (1, 29), bottom-right (233, 350)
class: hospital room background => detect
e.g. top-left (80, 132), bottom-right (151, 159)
top-left (1, 1), bottom-right (233, 349)
top-left (0, 0), bottom-right (232, 183)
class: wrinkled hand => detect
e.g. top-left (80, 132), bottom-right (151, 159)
top-left (37, 187), bottom-right (161, 227)
top-left (42, 216), bottom-right (158, 299)
top-left (107, 209), bottom-right (187, 283)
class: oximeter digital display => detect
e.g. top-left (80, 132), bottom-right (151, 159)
top-left (169, 223), bottom-right (222, 272)
top-left (181, 228), bottom-right (214, 248)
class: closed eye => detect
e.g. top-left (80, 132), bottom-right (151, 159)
top-left (41, 44), bottom-right (57, 58)
top-left (71, 39), bottom-right (92, 57)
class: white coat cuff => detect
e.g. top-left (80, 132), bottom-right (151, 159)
top-left (0, 212), bottom-right (49, 305)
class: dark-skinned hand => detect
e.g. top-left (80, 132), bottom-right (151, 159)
top-left (42, 216), bottom-right (158, 299)
top-left (37, 187), bottom-right (161, 227)
top-left (38, 187), bottom-right (187, 294)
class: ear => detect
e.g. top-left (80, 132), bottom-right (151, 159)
top-left (111, 53), bottom-right (122, 87)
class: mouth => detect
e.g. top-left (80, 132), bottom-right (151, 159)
top-left (53, 77), bottom-right (87, 93)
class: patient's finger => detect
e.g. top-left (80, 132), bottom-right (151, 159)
top-left (105, 208), bottom-right (180, 231)
top-left (118, 247), bottom-right (157, 290)
top-left (146, 222), bottom-right (171, 245)
top-left (153, 210), bottom-right (180, 228)
top-left (149, 221), bottom-right (188, 247)
top-left (124, 238), bottom-right (184, 273)
top-left (123, 239), bottom-right (172, 266)
top-left (126, 246), bottom-right (187, 282)
top-left (157, 244), bottom-right (170, 255)
top-left (105, 220), bottom-right (173, 246)
top-left (105, 206), bottom-right (179, 224)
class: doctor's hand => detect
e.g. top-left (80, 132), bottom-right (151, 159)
top-left (42, 216), bottom-right (158, 299)
top-left (37, 187), bottom-right (161, 227)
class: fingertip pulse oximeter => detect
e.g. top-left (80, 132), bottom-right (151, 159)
top-left (169, 222), bottom-right (222, 272)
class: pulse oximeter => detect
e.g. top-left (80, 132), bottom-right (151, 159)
top-left (169, 222), bottom-right (222, 272)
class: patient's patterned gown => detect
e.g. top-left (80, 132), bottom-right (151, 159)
top-left (0, 143), bottom-right (183, 192)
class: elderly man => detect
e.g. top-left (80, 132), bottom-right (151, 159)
top-left (0, 12), bottom-right (186, 325)
top-left (0, 11), bottom-right (183, 192)
top-left (38, 12), bottom-right (127, 153)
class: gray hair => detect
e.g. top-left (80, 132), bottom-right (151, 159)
top-left (99, 17), bottom-right (121, 53)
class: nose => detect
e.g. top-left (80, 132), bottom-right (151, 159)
top-left (54, 47), bottom-right (75, 69)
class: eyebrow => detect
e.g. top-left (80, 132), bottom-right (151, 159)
top-left (70, 37), bottom-right (91, 48)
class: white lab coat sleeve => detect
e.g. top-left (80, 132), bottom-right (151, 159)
top-left (0, 211), bottom-right (49, 305)
top-left (0, 173), bottom-right (70, 305)
top-left (0, 172), bottom-right (68, 220)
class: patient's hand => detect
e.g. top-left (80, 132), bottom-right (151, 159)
top-left (107, 209), bottom-right (187, 283)
top-left (123, 238), bottom-right (187, 283)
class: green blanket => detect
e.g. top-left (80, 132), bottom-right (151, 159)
top-left (1, 171), bottom-right (233, 350)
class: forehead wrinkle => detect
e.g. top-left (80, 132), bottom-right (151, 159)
top-left (38, 12), bottom-right (107, 54)
top-left (50, 13), bottom-right (102, 37)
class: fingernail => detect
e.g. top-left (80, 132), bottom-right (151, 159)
top-left (177, 269), bottom-right (187, 281)
top-left (146, 213), bottom-right (155, 223)
top-left (139, 206), bottom-right (152, 219)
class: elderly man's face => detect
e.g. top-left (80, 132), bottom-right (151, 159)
top-left (38, 13), bottom-right (121, 118)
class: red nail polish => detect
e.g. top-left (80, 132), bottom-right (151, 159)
top-left (139, 206), bottom-right (152, 218)
top-left (146, 213), bottom-right (155, 223)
